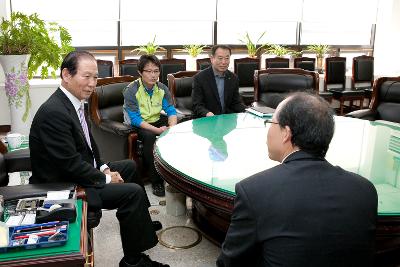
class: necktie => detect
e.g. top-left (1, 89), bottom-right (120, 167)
top-left (78, 105), bottom-right (96, 167)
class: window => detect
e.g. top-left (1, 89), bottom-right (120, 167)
top-left (120, 0), bottom-right (215, 46)
top-left (12, 0), bottom-right (119, 46)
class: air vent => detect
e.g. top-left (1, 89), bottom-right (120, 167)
top-left (388, 132), bottom-right (400, 156)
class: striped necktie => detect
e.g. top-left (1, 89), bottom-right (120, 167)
top-left (78, 104), bottom-right (96, 167)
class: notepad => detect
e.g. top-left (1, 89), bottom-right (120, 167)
top-left (246, 106), bottom-right (275, 117)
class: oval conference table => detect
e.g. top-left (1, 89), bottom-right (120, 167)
top-left (154, 112), bottom-right (400, 264)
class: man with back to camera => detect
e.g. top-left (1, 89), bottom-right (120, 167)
top-left (217, 92), bottom-right (378, 267)
top-left (29, 51), bottom-right (169, 267)
top-left (192, 45), bottom-right (246, 118)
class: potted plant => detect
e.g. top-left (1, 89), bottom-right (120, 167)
top-left (132, 35), bottom-right (165, 55)
top-left (305, 44), bottom-right (330, 72)
top-left (0, 12), bottom-right (73, 134)
top-left (183, 44), bottom-right (207, 70)
top-left (239, 32), bottom-right (268, 58)
top-left (265, 44), bottom-right (296, 57)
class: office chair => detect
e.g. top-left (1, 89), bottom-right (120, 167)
top-left (265, 57), bottom-right (290, 68)
top-left (167, 71), bottom-right (199, 122)
top-left (294, 57), bottom-right (316, 71)
top-left (234, 57), bottom-right (260, 106)
top-left (346, 76), bottom-right (400, 123)
top-left (253, 68), bottom-right (319, 108)
top-left (97, 59), bottom-right (114, 78)
top-left (324, 56), bottom-right (364, 115)
top-left (119, 59), bottom-right (139, 77)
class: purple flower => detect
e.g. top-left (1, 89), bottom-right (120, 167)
top-left (18, 72), bottom-right (28, 85)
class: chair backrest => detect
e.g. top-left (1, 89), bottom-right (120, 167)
top-left (89, 76), bottom-right (136, 125)
top-left (119, 59), bottom-right (139, 77)
top-left (167, 71), bottom-right (198, 110)
top-left (196, 58), bottom-right (211, 70)
top-left (97, 59), bottom-right (114, 78)
top-left (324, 56), bottom-right (346, 90)
top-left (265, 57), bottom-right (290, 69)
top-left (370, 77), bottom-right (400, 123)
top-left (159, 58), bottom-right (186, 85)
top-left (294, 57), bottom-right (316, 71)
top-left (352, 55), bottom-right (374, 88)
top-left (234, 57), bottom-right (260, 87)
top-left (254, 68), bottom-right (319, 108)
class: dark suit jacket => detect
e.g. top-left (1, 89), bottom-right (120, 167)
top-left (192, 66), bottom-right (245, 117)
top-left (30, 89), bottom-right (107, 203)
top-left (217, 151), bottom-right (377, 267)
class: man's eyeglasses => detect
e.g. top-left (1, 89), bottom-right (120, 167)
top-left (142, 69), bottom-right (160, 75)
top-left (264, 118), bottom-right (279, 127)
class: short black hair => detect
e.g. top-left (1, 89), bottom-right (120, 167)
top-left (60, 51), bottom-right (95, 79)
top-left (277, 92), bottom-right (335, 158)
top-left (211, 45), bottom-right (232, 56)
top-left (137, 54), bottom-right (161, 73)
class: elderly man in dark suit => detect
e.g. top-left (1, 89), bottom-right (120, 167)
top-left (29, 51), bottom-right (169, 267)
top-left (192, 45), bottom-right (246, 118)
top-left (217, 92), bottom-right (378, 267)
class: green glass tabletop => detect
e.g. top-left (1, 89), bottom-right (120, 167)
top-left (0, 199), bottom-right (82, 261)
top-left (155, 113), bottom-right (400, 215)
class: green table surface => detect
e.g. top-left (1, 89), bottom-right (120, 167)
top-left (0, 199), bottom-right (82, 260)
top-left (155, 113), bottom-right (400, 216)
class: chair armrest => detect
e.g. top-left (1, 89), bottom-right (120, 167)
top-left (176, 107), bottom-right (193, 117)
top-left (4, 148), bottom-right (31, 173)
top-left (251, 101), bottom-right (269, 108)
top-left (98, 120), bottom-right (134, 136)
top-left (345, 109), bottom-right (378, 120)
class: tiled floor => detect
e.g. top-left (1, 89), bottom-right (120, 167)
top-left (93, 183), bottom-right (220, 267)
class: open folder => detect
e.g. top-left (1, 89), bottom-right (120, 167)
top-left (246, 106), bottom-right (275, 117)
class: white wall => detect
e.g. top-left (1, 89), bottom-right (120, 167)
top-left (374, 0), bottom-right (400, 76)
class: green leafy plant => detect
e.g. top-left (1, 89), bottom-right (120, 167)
top-left (183, 44), bottom-right (207, 58)
top-left (305, 44), bottom-right (330, 58)
top-left (239, 32), bottom-right (268, 57)
top-left (0, 12), bottom-right (74, 79)
top-left (265, 44), bottom-right (296, 57)
top-left (132, 35), bottom-right (164, 55)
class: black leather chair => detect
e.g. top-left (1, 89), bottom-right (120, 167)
top-left (119, 59), bottom-right (139, 77)
top-left (294, 57), bottom-right (316, 71)
top-left (352, 55), bottom-right (374, 106)
top-left (346, 77), bottom-right (400, 123)
top-left (167, 71), bottom-right (198, 122)
top-left (159, 58), bottom-right (186, 85)
top-left (97, 59), bottom-right (114, 78)
top-left (196, 57), bottom-right (211, 70)
top-left (265, 57), bottom-right (289, 69)
top-left (324, 56), bottom-right (365, 115)
top-left (234, 57), bottom-right (260, 106)
top-left (88, 76), bottom-right (140, 164)
top-left (253, 68), bottom-right (319, 109)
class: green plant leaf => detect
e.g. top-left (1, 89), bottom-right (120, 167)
top-left (305, 44), bottom-right (330, 58)
top-left (239, 31), bottom-right (268, 57)
top-left (183, 44), bottom-right (207, 57)
top-left (0, 11), bottom-right (74, 79)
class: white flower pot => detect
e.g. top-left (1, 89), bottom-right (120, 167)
top-left (0, 54), bottom-right (32, 135)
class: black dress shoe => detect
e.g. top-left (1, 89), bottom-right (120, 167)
top-left (119, 254), bottom-right (170, 267)
top-left (152, 183), bottom-right (165, 197)
top-left (152, 220), bottom-right (162, 231)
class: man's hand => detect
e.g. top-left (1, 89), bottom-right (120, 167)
top-left (206, 112), bottom-right (214, 117)
top-left (157, 126), bottom-right (168, 134)
top-left (110, 171), bottom-right (124, 183)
